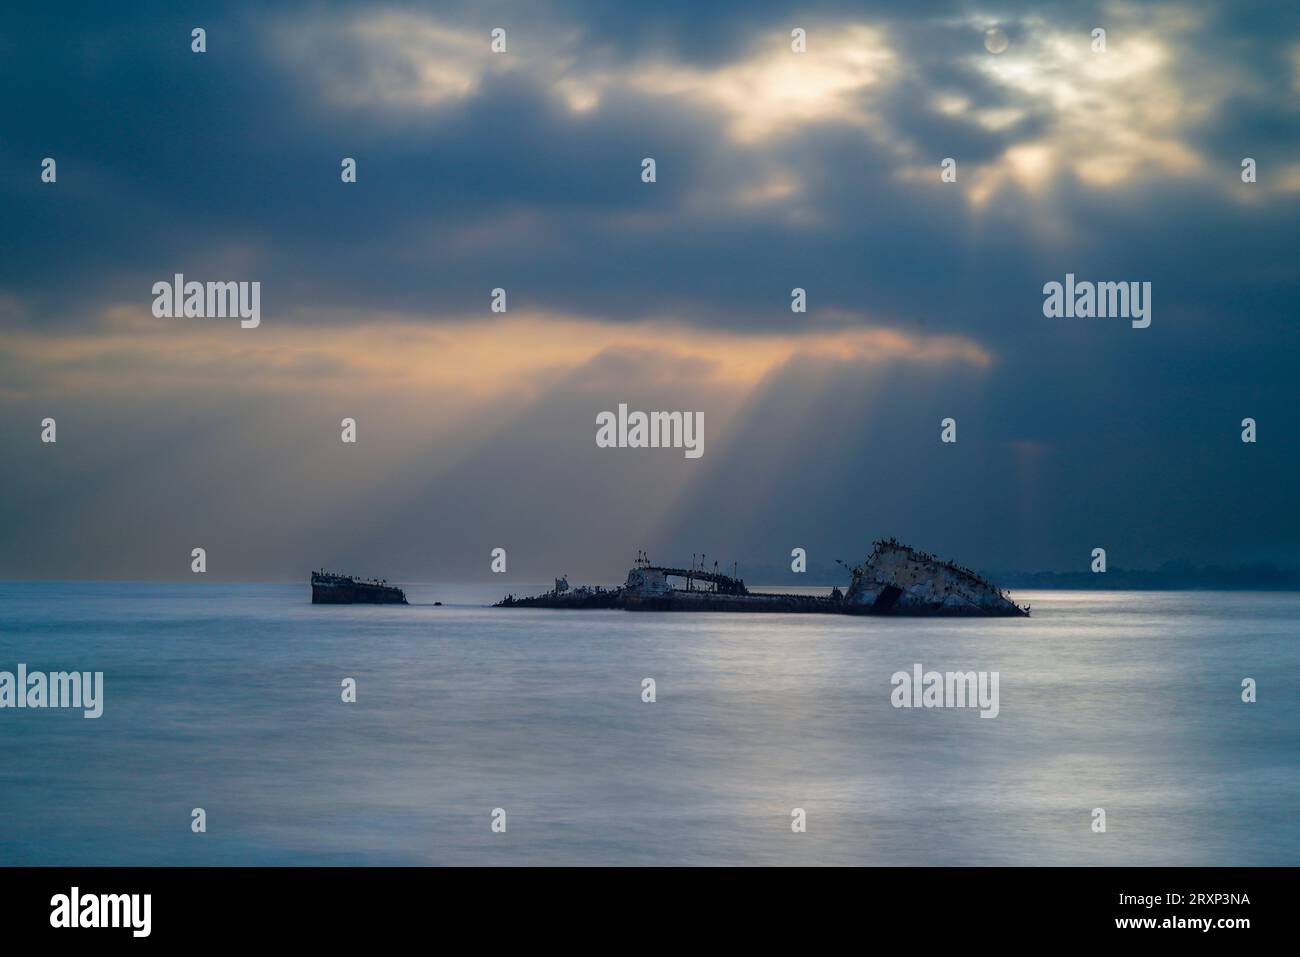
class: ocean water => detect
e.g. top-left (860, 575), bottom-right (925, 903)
top-left (0, 583), bottom-right (1295, 866)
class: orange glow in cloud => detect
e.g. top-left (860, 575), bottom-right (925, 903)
top-left (8, 307), bottom-right (994, 404)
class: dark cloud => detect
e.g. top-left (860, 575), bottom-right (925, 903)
top-left (1, 0), bottom-right (1297, 579)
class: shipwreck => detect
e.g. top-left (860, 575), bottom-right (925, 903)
top-left (311, 570), bottom-right (408, 605)
top-left (495, 540), bottom-right (1029, 616)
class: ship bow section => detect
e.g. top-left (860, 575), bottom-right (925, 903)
top-left (843, 541), bottom-right (1028, 616)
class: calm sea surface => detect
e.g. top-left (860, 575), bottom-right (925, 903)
top-left (0, 583), bottom-right (1296, 865)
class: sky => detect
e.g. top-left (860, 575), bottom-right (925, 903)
top-left (1, 0), bottom-right (1297, 582)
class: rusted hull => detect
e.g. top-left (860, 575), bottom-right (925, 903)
top-left (840, 602), bottom-right (1027, 617)
top-left (311, 580), bottom-right (407, 604)
top-left (624, 593), bottom-right (842, 613)
top-left (495, 591), bottom-right (623, 609)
